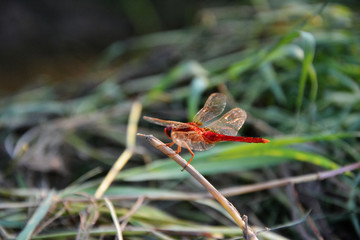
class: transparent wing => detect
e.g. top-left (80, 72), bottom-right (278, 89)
top-left (143, 116), bottom-right (190, 128)
top-left (206, 108), bottom-right (247, 136)
top-left (193, 93), bottom-right (226, 125)
top-left (171, 130), bottom-right (215, 151)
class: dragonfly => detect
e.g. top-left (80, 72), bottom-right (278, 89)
top-left (144, 93), bottom-right (270, 170)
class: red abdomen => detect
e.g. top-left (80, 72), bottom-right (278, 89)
top-left (203, 131), bottom-right (270, 143)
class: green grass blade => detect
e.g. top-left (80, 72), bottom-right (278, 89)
top-left (114, 132), bottom-right (358, 181)
top-left (83, 186), bottom-right (191, 199)
top-left (147, 61), bottom-right (207, 101)
top-left (17, 190), bottom-right (56, 240)
top-left (116, 156), bottom-right (288, 181)
top-left (188, 75), bottom-right (209, 119)
top-left (259, 63), bottom-right (286, 105)
top-left (296, 31), bottom-right (316, 111)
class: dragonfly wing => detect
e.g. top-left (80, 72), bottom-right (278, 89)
top-left (143, 116), bottom-right (190, 128)
top-left (206, 108), bottom-right (247, 136)
top-left (193, 93), bottom-right (226, 125)
top-left (171, 130), bottom-right (215, 151)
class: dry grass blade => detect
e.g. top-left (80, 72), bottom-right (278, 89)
top-left (220, 162), bottom-right (360, 197)
top-left (58, 161), bottom-right (360, 205)
top-left (119, 196), bottom-right (145, 230)
top-left (291, 187), bottom-right (324, 240)
top-left (33, 207), bottom-right (66, 236)
top-left (95, 101), bottom-right (142, 198)
top-left (95, 149), bottom-right (133, 198)
top-left (104, 197), bottom-right (123, 240)
top-left (137, 133), bottom-right (259, 240)
top-left (0, 221), bottom-right (16, 239)
top-left (76, 200), bottom-right (100, 240)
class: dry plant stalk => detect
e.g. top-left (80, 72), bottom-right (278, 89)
top-left (137, 133), bottom-right (259, 240)
top-left (219, 161), bottom-right (360, 197)
top-left (95, 101), bottom-right (142, 198)
top-left (104, 197), bottom-right (123, 240)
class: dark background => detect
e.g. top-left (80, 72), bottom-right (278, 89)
top-left (0, 0), bottom-right (220, 91)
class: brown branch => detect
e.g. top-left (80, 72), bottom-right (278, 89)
top-left (137, 133), bottom-right (259, 240)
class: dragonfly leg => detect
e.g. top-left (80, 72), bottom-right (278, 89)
top-left (181, 142), bottom-right (194, 172)
top-left (165, 142), bottom-right (175, 147)
top-left (164, 142), bottom-right (194, 171)
top-left (176, 144), bottom-right (181, 154)
top-left (168, 143), bottom-right (182, 156)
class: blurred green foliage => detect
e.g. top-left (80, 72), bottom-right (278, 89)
top-left (0, 1), bottom-right (359, 239)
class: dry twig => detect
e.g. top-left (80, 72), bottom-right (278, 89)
top-left (137, 133), bottom-right (259, 240)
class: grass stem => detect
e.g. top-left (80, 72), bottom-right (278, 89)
top-left (137, 133), bottom-right (259, 240)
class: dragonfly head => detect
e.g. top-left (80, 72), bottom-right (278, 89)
top-left (164, 126), bottom-right (172, 139)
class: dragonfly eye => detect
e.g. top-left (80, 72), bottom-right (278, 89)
top-left (164, 126), bottom-right (172, 138)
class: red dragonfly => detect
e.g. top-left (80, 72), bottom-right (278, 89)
top-left (144, 93), bottom-right (270, 170)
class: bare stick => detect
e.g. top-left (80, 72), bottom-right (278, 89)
top-left (137, 133), bottom-right (259, 240)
